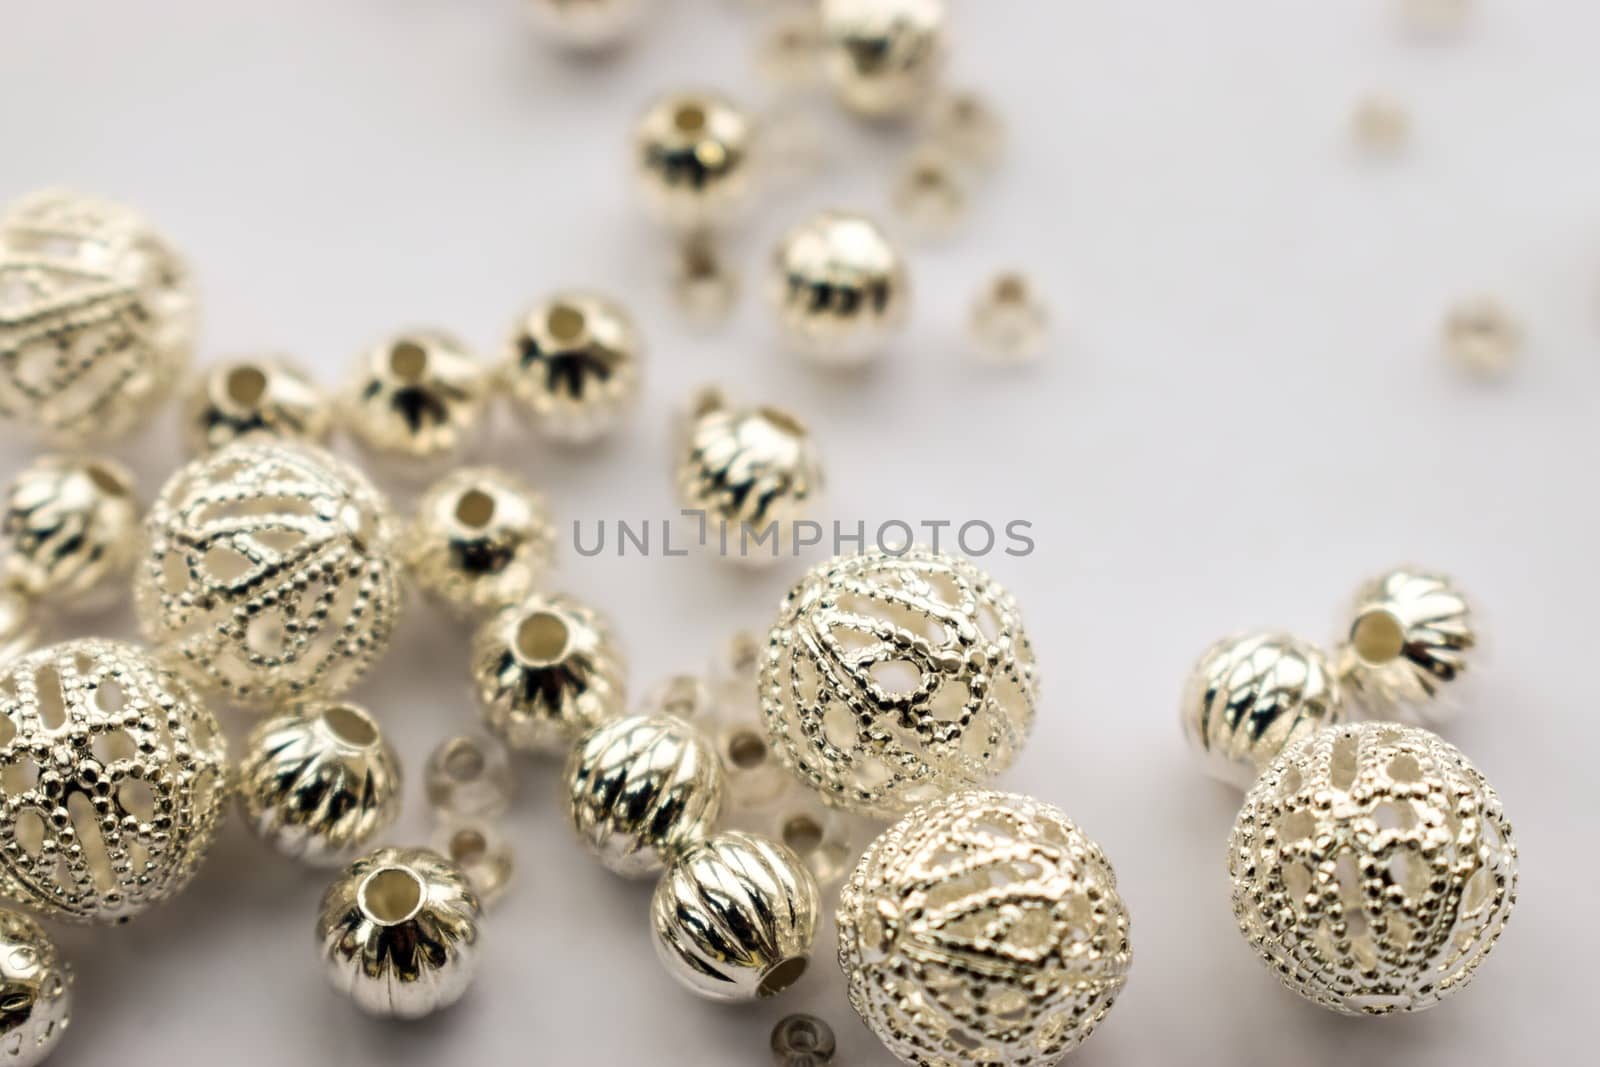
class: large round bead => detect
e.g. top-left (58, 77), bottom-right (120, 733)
top-left (401, 467), bottom-right (555, 618)
top-left (1336, 567), bottom-right (1478, 724)
top-left (181, 357), bottom-right (332, 456)
top-left (651, 831), bottom-right (820, 1002)
top-left (0, 908), bottom-right (73, 1066)
top-left (770, 212), bottom-right (910, 366)
top-left (1229, 722), bottom-right (1518, 1015)
top-left (341, 330), bottom-right (491, 479)
top-left (564, 714), bottom-right (725, 878)
top-left (820, 0), bottom-right (947, 119)
top-left (316, 846), bottom-right (482, 1019)
top-left (237, 701), bottom-right (402, 867)
top-left (501, 292), bottom-right (643, 445)
top-left (634, 91), bottom-right (756, 230)
top-left (0, 189), bottom-right (196, 446)
top-left (839, 791), bottom-right (1132, 1067)
top-left (0, 639), bottom-right (228, 924)
top-left (2, 454), bottom-right (139, 613)
top-left (1179, 632), bottom-right (1344, 789)
top-left (133, 441), bottom-right (404, 709)
top-left (761, 548), bottom-right (1037, 818)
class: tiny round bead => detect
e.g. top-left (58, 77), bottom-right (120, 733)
top-left (431, 817), bottom-right (515, 909)
top-left (770, 211), bottom-right (910, 366)
top-left (925, 89), bottom-right (1006, 168)
top-left (402, 467), bottom-right (556, 618)
top-left (1, 453), bottom-right (139, 613)
top-left (1443, 295), bottom-right (1520, 378)
top-left (1336, 566), bottom-right (1478, 723)
top-left (770, 1014), bottom-right (837, 1067)
top-left (819, 0), bottom-right (947, 119)
top-left (424, 733), bottom-right (517, 819)
top-left (756, 9), bottom-right (824, 89)
top-left (523, 0), bottom-right (646, 51)
top-left (717, 716), bottom-right (792, 810)
top-left (670, 231), bottom-right (740, 326)
top-left (1351, 93), bottom-right (1411, 156)
top-left (769, 797), bottom-right (863, 888)
top-left (635, 91), bottom-right (757, 231)
top-left (0, 908), bottom-right (73, 1067)
top-left (970, 272), bottom-right (1049, 364)
top-left (641, 672), bottom-right (717, 723)
top-left (501, 293), bottom-right (643, 444)
top-left (341, 329), bottom-right (491, 478)
top-left (181, 357), bottom-right (333, 455)
top-left (891, 149), bottom-right (969, 237)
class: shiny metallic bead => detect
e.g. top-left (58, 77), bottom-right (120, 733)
top-left (651, 830), bottom-right (820, 1002)
top-left (181, 357), bottom-right (332, 456)
top-left (635, 91), bottom-right (757, 231)
top-left (1230, 722), bottom-right (1517, 1015)
top-left (1180, 632), bottom-right (1345, 789)
top-left (0, 583), bottom-right (36, 669)
top-left (133, 441), bottom-right (404, 709)
top-left (0, 189), bottom-right (196, 447)
top-left (472, 593), bottom-right (626, 754)
top-left (891, 149), bottom-right (968, 238)
top-left (341, 330), bottom-right (491, 478)
top-left (771, 1014), bottom-right (836, 1067)
top-left (431, 817), bottom-right (515, 909)
top-left (238, 701), bottom-right (402, 867)
top-left (970, 272), bottom-right (1049, 364)
top-left (0, 909), bottom-right (72, 1067)
top-left (670, 231), bottom-right (740, 326)
top-left (424, 733), bottom-right (516, 820)
top-left (524, 0), bottom-right (646, 51)
top-left (316, 846), bottom-right (482, 1019)
top-left (1336, 567), bottom-right (1477, 723)
top-left (925, 89), bottom-right (1005, 168)
top-left (839, 790), bottom-right (1133, 1067)
top-left (402, 467), bottom-right (555, 618)
top-left (761, 548), bottom-right (1038, 818)
top-left (820, 0), bottom-right (947, 120)
top-left (0, 638), bottom-right (228, 924)
top-left (1442, 295), bottom-right (1520, 378)
top-left (565, 714), bottom-right (725, 878)
top-left (1, 454), bottom-right (138, 613)
top-left (770, 212), bottom-right (910, 366)
top-left (501, 292), bottom-right (643, 444)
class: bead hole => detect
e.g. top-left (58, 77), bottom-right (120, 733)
top-left (450, 829), bottom-right (487, 864)
top-left (515, 611), bottom-right (571, 664)
top-left (781, 814), bottom-right (824, 857)
top-left (322, 703), bottom-right (380, 749)
top-left (360, 867), bottom-right (425, 925)
top-left (443, 739), bottom-right (486, 782)
top-left (224, 364), bottom-right (269, 407)
top-left (454, 488), bottom-right (497, 529)
top-left (1352, 609), bottom-right (1406, 664)
top-left (727, 730), bottom-right (768, 769)
top-left (758, 956), bottom-right (809, 999)
top-left (389, 340), bottom-right (430, 382)
top-left (673, 103), bottom-right (708, 134)
top-left (546, 303), bottom-right (587, 343)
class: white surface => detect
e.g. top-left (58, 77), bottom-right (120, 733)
top-left (2, 0), bottom-right (1596, 1063)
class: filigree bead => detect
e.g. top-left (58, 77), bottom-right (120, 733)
top-left (431, 818), bottom-right (515, 909)
top-left (501, 293), bottom-right (643, 444)
top-left (1229, 722), bottom-right (1517, 1014)
top-left (2, 454), bottom-right (139, 613)
top-left (316, 846), bottom-right (482, 1019)
top-left (1335, 567), bottom-right (1477, 723)
top-left (0, 189), bottom-right (196, 446)
top-left (181, 357), bottom-right (332, 456)
top-left (424, 733), bottom-right (516, 819)
top-left (341, 330), bottom-right (491, 479)
top-left (237, 702), bottom-right (402, 867)
top-left (635, 91), bottom-right (757, 231)
top-left (402, 467), bottom-right (555, 618)
top-left (133, 441), bottom-right (404, 709)
top-left (524, 0), bottom-right (646, 51)
top-left (838, 790), bottom-right (1133, 1067)
top-left (761, 548), bottom-right (1038, 818)
top-left (0, 908), bottom-right (73, 1067)
top-left (770, 212), bottom-right (910, 366)
top-left (819, 0), bottom-right (947, 119)
top-left (0, 639), bottom-right (229, 924)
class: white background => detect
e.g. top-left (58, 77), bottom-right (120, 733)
top-left (1, 1), bottom-right (1596, 1064)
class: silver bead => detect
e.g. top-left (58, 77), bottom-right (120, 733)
top-left (0, 638), bottom-right (229, 924)
top-left (1230, 722), bottom-right (1517, 1015)
top-left (1335, 567), bottom-right (1477, 723)
top-left (635, 91), bottom-right (757, 231)
top-left (970, 272), bottom-right (1049, 364)
top-left (0, 189), bottom-right (196, 447)
top-left (651, 831), bottom-right (820, 1002)
top-left (761, 548), bottom-right (1038, 818)
top-left (0, 582), bottom-right (37, 669)
top-left (819, 0), bottom-right (947, 120)
top-left (565, 714), bottom-right (725, 878)
top-left (1180, 632), bottom-right (1345, 789)
top-left (770, 211), bottom-right (910, 366)
top-left (316, 846), bottom-right (482, 1019)
top-left (770, 1014), bottom-right (836, 1067)
top-left (424, 733), bottom-right (516, 820)
top-left (0, 908), bottom-right (73, 1067)
top-left (133, 440), bottom-right (405, 709)
top-left (431, 817), bottom-right (515, 909)
top-left (2, 454), bottom-right (139, 613)
top-left (181, 357), bottom-right (333, 456)
top-left (838, 790), bottom-right (1133, 1066)
top-left (402, 467), bottom-right (555, 618)
top-left (341, 330), bottom-right (492, 479)
top-left (501, 293), bottom-right (643, 444)
top-left (472, 593), bottom-right (627, 754)
top-left (237, 701), bottom-right (402, 867)
top-left (524, 0), bottom-right (646, 52)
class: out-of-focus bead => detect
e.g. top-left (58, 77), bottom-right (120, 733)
top-left (425, 733), bottom-right (517, 820)
top-left (181, 357), bottom-right (332, 455)
top-left (524, 0), bottom-right (646, 52)
top-left (1351, 93), bottom-right (1411, 156)
top-left (970, 271), bottom-right (1049, 364)
top-left (501, 292), bottom-right (643, 444)
top-left (1, 454), bottom-right (139, 613)
top-left (891, 148), bottom-right (968, 238)
top-left (432, 818), bottom-right (515, 909)
top-left (1336, 567), bottom-right (1478, 724)
top-left (1398, 0), bottom-right (1474, 36)
top-left (770, 211), bottom-right (910, 366)
top-left (819, 0), bottom-right (947, 120)
top-left (770, 1014), bottom-right (836, 1067)
top-left (1443, 295), bottom-right (1520, 378)
top-left (642, 673), bottom-right (717, 723)
top-left (756, 9), bottom-right (824, 89)
top-left (769, 796), bottom-right (862, 888)
top-left (341, 330), bottom-right (491, 479)
top-left (0, 908), bottom-right (73, 1067)
top-left (925, 89), bottom-right (1006, 168)
top-left (635, 91), bottom-right (757, 231)
top-left (402, 467), bottom-right (555, 618)
top-left (671, 231), bottom-right (740, 326)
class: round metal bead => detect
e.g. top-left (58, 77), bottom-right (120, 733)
top-left (635, 91), bottom-right (756, 230)
top-left (0, 189), bottom-right (196, 447)
top-left (402, 467), bottom-right (555, 618)
top-left (1336, 567), bottom-right (1477, 723)
top-left (770, 212), bottom-right (910, 366)
top-left (761, 548), bottom-right (1038, 818)
top-left (340, 330), bottom-right (491, 478)
top-left (839, 791), bottom-right (1132, 1067)
top-left (431, 817), bottom-right (515, 909)
top-left (565, 714), bottom-right (725, 878)
top-left (133, 440), bottom-right (404, 709)
top-left (651, 830), bottom-right (820, 1002)
top-left (0, 908), bottom-right (73, 1067)
top-left (1180, 632), bottom-right (1345, 789)
top-left (472, 593), bottom-right (626, 754)
top-left (501, 293), bottom-right (643, 444)
top-left (1, 454), bottom-right (139, 613)
top-left (524, 0), bottom-right (646, 51)
top-left (237, 701), bottom-right (402, 868)
top-left (181, 357), bottom-right (332, 456)
top-left (1230, 722), bottom-right (1518, 1015)
top-left (424, 733), bottom-right (516, 820)
top-left (819, 0), bottom-right (947, 120)
top-left (316, 846), bottom-right (482, 1019)
top-left (0, 638), bottom-right (229, 924)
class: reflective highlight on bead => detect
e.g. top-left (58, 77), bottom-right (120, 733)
top-left (182, 357), bottom-right (332, 456)
top-left (403, 467), bottom-right (555, 618)
top-left (820, 0), bottom-right (947, 119)
top-left (2, 454), bottom-right (138, 613)
top-left (342, 330), bottom-right (491, 478)
top-left (0, 908), bottom-right (72, 1067)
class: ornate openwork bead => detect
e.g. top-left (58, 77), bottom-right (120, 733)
top-left (524, 0), bottom-right (646, 51)
top-left (133, 441), bottom-right (404, 709)
top-left (761, 548), bottom-right (1038, 818)
top-left (2, 454), bottom-right (139, 613)
top-left (341, 330), bottom-right (491, 479)
top-left (0, 908), bottom-right (73, 1067)
top-left (237, 701), bottom-right (402, 867)
top-left (181, 357), bottom-right (332, 456)
top-left (1229, 722), bottom-right (1518, 1015)
top-left (838, 790), bottom-right (1133, 1067)
top-left (770, 212), bottom-right (909, 366)
top-left (402, 467), bottom-right (555, 618)
top-left (0, 189), bottom-right (196, 446)
top-left (651, 831), bottom-right (820, 1002)
top-left (635, 91), bottom-right (756, 230)
top-left (472, 593), bottom-right (626, 754)
top-left (501, 293), bottom-right (643, 444)
top-left (819, 0), bottom-right (947, 119)
top-left (0, 639), bottom-right (229, 924)
top-left (1180, 632), bottom-right (1344, 789)
top-left (316, 846), bottom-right (482, 1019)
top-left (1336, 567), bottom-right (1478, 723)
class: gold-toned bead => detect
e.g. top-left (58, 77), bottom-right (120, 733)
top-left (820, 0), bottom-right (947, 120)
top-left (891, 148), bottom-right (969, 237)
top-left (501, 293), bottom-right (643, 444)
top-left (756, 8), bottom-right (824, 89)
top-left (0, 189), bottom-right (196, 446)
top-left (635, 90), bottom-right (757, 230)
top-left (425, 733), bottom-right (517, 819)
top-left (431, 817), bottom-right (515, 909)
top-left (925, 89), bottom-right (1006, 168)
top-left (524, 0), bottom-right (646, 52)
top-left (341, 330), bottom-right (491, 478)
top-left (1351, 93), bottom-right (1411, 156)
top-left (1336, 567), bottom-right (1477, 724)
top-left (0, 908), bottom-right (73, 1067)
top-left (670, 231), bottom-right (740, 326)
top-left (181, 357), bottom-right (332, 455)
top-left (970, 271), bottom-right (1049, 364)
top-left (2, 454), bottom-right (138, 613)
top-left (770, 211), bottom-right (910, 366)
top-left (402, 467), bottom-right (555, 618)
top-left (1443, 295), bottom-right (1520, 377)
top-left (472, 593), bottom-right (627, 754)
